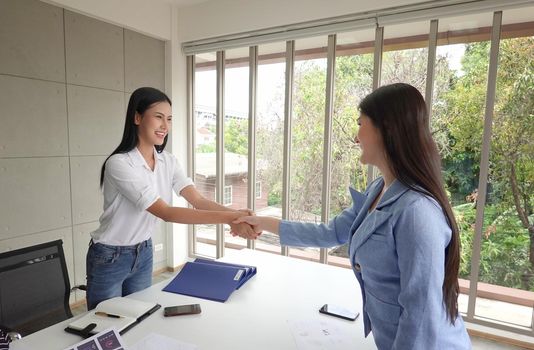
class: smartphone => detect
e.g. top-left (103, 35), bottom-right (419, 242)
top-left (319, 304), bottom-right (359, 321)
top-left (163, 304), bottom-right (201, 317)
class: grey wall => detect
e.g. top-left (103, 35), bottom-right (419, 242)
top-left (0, 0), bottom-right (167, 301)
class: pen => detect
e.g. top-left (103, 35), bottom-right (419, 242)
top-left (95, 311), bottom-right (122, 318)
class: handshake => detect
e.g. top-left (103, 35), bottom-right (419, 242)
top-left (229, 209), bottom-right (263, 240)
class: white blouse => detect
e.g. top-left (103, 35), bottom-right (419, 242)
top-left (91, 147), bottom-right (193, 245)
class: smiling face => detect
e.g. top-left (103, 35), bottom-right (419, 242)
top-left (134, 101), bottom-right (172, 148)
top-left (356, 113), bottom-right (386, 167)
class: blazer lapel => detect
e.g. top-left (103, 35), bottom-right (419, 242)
top-left (348, 180), bottom-right (384, 236)
top-left (349, 187), bottom-right (367, 214)
top-left (350, 209), bottom-right (392, 253)
top-left (349, 179), bottom-right (409, 254)
top-left (375, 180), bottom-right (409, 210)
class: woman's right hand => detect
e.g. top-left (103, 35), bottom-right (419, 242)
top-left (233, 216), bottom-right (259, 232)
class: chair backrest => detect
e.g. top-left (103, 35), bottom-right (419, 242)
top-left (0, 240), bottom-right (73, 336)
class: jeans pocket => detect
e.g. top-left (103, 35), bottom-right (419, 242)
top-left (90, 243), bottom-right (118, 265)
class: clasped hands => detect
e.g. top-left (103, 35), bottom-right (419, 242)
top-left (229, 209), bottom-right (262, 239)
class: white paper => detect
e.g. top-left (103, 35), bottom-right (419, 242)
top-left (129, 333), bottom-right (197, 350)
top-left (288, 319), bottom-right (354, 350)
top-left (62, 328), bottom-right (127, 350)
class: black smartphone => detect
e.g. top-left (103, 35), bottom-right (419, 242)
top-left (163, 304), bottom-right (201, 317)
top-left (319, 304), bottom-right (359, 321)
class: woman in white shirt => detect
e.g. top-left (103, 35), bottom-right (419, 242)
top-left (86, 87), bottom-right (257, 310)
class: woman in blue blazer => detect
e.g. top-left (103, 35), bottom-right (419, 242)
top-left (235, 83), bottom-right (471, 349)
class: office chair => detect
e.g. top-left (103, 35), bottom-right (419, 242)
top-left (0, 239), bottom-right (83, 337)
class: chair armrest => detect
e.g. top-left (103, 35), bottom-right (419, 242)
top-left (7, 331), bottom-right (22, 342)
top-left (71, 284), bottom-right (87, 292)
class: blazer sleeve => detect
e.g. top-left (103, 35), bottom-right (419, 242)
top-left (391, 197), bottom-right (452, 350)
top-left (279, 203), bottom-right (359, 248)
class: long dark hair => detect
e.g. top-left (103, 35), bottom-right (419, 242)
top-left (100, 87), bottom-right (171, 187)
top-left (359, 83), bottom-right (460, 323)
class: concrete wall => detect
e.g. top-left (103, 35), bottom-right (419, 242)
top-left (0, 0), bottom-right (166, 300)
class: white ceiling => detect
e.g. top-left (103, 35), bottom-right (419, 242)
top-left (159, 0), bottom-right (213, 8)
top-left (194, 4), bottom-right (534, 62)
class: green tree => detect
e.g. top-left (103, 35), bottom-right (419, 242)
top-left (225, 118), bottom-right (248, 155)
top-left (439, 38), bottom-right (534, 287)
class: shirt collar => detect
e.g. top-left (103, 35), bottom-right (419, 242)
top-left (128, 147), bottom-right (163, 169)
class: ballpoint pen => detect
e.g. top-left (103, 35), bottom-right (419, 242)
top-left (95, 311), bottom-right (122, 318)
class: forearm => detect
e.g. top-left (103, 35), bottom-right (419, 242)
top-left (258, 217), bottom-right (281, 234)
top-left (169, 207), bottom-right (240, 224)
top-left (191, 196), bottom-right (235, 212)
top-left (148, 199), bottom-right (240, 224)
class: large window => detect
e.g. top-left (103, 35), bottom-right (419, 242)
top-left (433, 12), bottom-right (493, 316)
top-left (186, 3), bottom-right (534, 336)
top-left (476, 8), bottom-right (534, 328)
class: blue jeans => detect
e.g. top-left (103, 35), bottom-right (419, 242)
top-left (86, 239), bottom-right (153, 310)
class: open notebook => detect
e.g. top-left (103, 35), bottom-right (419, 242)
top-left (66, 297), bottom-right (160, 336)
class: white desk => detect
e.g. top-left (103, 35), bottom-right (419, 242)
top-left (11, 249), bottom-right (377, 350)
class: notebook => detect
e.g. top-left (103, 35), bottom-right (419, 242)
top-left (65, 297), bottom-right (160, 336)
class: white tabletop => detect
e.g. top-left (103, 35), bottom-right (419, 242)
top-left (11, 249), bottom-right (377, 350)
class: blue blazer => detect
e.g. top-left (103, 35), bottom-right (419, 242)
top-left (280, 178), bottom-right (471, 350)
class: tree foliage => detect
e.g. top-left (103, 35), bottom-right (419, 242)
top-left (437, 38), bottom-right (534, 289)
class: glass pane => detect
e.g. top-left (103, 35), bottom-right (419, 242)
top-left (224, 48), bottom-right (250, 250)
top-left (327, 28), bottom-right (375, 266)
top-left (287, 36), bottom-right (328, 261)
top-left (382, 20), bottom-right (430, 95)
top-left (194, 52), bottom-right (217, 258)
top-left (255, 42), bottom-right (286, 254)
top-left (432, 12), bottom-right (492, 316)
top-left (475, 8), bottom-right (534, 328)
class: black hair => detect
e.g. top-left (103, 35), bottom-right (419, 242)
top-left (359, 83), bottom-right (460, 323)
top-left (100, 87), bottom-right (171, 187)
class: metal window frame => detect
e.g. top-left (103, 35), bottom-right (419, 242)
top-left (367, 25), bottom-right (384, 186)
top-left (247, 45), bottom-right (258, 250)
top-left (281, 40), bottom-right (295, 257)
top-left (216, 50), bottom-right (225, 259)
top-left (186, 55), bottom-right (197, 256)
top-left (425, 19), bottom-right (439, 121)
top-left (467, 10), bottom-right (502, 321)
top-left (319, 34), bottom-right (337, 264)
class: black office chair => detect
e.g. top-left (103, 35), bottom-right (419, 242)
top-left (0, 239), bottom-right (83, 337)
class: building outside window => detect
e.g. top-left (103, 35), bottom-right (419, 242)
top-left (223, 185), bottom-right (232, 206)
top-left (255, 181), bottom-right (262, 199)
